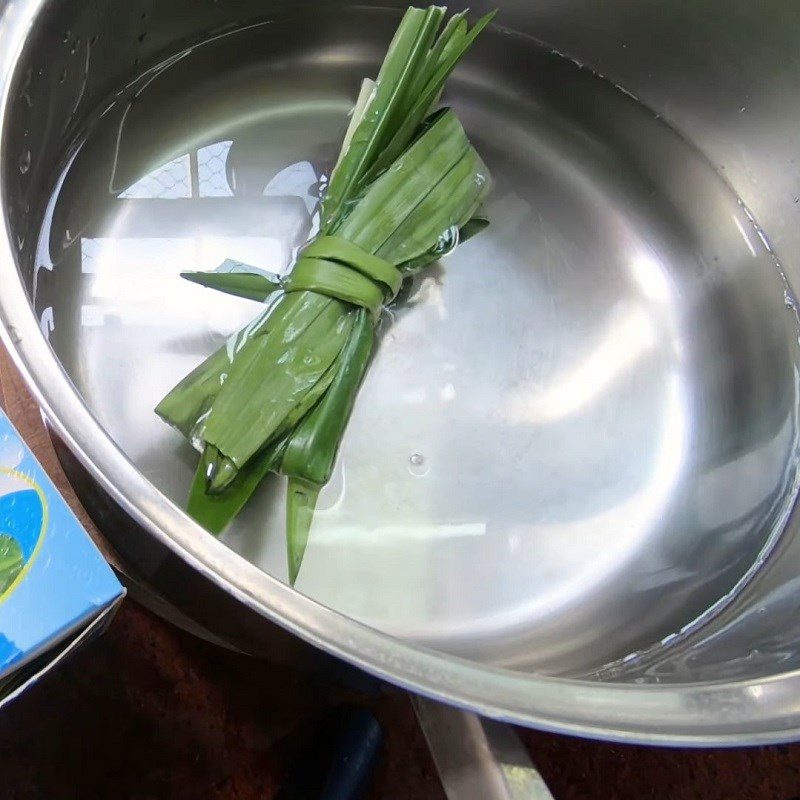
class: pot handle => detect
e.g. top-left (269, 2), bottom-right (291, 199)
top-left (411, 695), bottom-right (555, 800)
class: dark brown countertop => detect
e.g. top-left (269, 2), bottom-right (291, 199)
top-left (2, 597), bottom-right (800, 800)
top-left (2, 347), bottom-right (800, 800)
top-left (0, 598), bottom-right (446, 800)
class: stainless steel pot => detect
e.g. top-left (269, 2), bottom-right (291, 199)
top-left (3, 0), bottom-right (800, 744)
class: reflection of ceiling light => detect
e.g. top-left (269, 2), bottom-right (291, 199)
top-left (732, 214), bottom-right (757, 257)
top-left (309, 522), bottom-right (487, 545)
top-left (505, 303), bottom-right (657, 425)
top-left (748, 685), bottom-right (764, 700)
top-left (628, 252), bottom-right (673, 304)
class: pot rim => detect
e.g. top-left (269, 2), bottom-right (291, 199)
top-left (3, 0), bottom-right (800, 746)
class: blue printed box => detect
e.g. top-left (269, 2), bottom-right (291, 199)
top-left (0, 408), bottom-right (124, 706)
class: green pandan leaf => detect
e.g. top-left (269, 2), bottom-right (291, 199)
top-left (156, 6), bottom-right (496, 584)
top-left (181, 259), bottom-right (282, 302)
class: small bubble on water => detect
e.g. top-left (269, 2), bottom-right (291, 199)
top-left (785, 291), bottom-right (797, 310)
top-left (440, 382), bottom-right (456, 402)
top-left (18, 150), bottom-right (30, 174)
top-left (408, 453), bottom-right (429, 477)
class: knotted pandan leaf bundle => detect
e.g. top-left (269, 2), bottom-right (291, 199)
top-left (157, 5), bottom-right (494, 583)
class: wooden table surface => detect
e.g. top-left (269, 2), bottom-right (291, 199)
top-left (2, 345), bottom-right (800, 800)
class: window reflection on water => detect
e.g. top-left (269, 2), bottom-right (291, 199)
top-left (74, 142), bottom-right (321, 330)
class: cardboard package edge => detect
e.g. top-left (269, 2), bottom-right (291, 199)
top-left (0, 593), bottom-right (124, 710)
top-left (0, 349), bottom-right (126, 707)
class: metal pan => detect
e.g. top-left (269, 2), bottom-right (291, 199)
top-left (3, 0), bottom-right (800, 744)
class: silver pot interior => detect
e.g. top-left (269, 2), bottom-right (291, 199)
top-left (4, 0), bottom-right (800, 698)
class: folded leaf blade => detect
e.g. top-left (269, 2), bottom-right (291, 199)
top-left (181, 260), bottom-right (282, 302)
top-left (202, 298), bottom-right (354, 468)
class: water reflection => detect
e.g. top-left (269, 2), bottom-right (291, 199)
top-left (75, 140), bottom-right (317, 329)
top-left (30, 18), bottom-right (800, 675)
top-left (506, 303), bottom-right (657, 425)
top-left (120, 153), bottom-right (191, 199)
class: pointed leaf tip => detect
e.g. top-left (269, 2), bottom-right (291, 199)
top-left (286, 478), bottom-right (321, 585)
